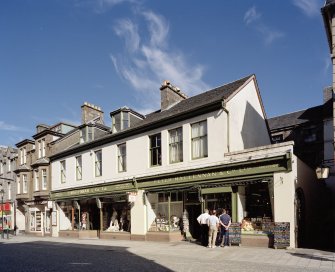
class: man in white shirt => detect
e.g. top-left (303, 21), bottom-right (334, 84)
top-left (197, 209), bottom-right (210, 247)
top-left (206, 210), bottom-right (219, 248)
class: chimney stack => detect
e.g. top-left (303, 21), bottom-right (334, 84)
top-left (81, 102), bottom-right (104, 124)
top-left (160, 80), bottom-right (187, 111)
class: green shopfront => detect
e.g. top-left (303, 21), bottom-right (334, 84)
top-left (50, 152), bottom-right (292, 245)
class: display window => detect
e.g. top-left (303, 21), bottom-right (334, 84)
top-left (29, 210), bottom-right (41, 231)
top-left (103, 200), bottom-right (131, 232)
top-left (241, 183), bottom-right (273, 234)
top-left (149, 192), bottom-right (183, 232)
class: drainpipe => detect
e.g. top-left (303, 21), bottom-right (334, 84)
top-left (222, 101), bottom-right (230, 153)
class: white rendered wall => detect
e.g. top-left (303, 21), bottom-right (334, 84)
top-left (227, 79), bottom-right (271, 151)
top-left (130, 190), bottom-right (147, 235)
top-left (273, 169), bottom-right (296, 248)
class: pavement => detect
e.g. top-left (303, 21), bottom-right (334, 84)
top-left (1, 234), bottom-right (335, 271)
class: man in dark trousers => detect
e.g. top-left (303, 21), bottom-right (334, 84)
top-left (197, 209), bottom-right (210, 247)
top-left (219, 209), bottom-right (231, 248)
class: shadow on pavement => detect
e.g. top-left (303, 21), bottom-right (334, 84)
top-left (0, 240), bottom-right (172, 272)
top-left (287, 252), bottom-right (335, 262)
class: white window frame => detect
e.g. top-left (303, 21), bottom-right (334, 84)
top-left (34, 170), bottom-right (39, 191)
top-left (191, 120), bottom-right (208, 159)
top-left (76, 156), bottom-right (82, 180)
top-left (95, 150), bottom-right (102, 177)
top-left (42, 169), bottom-right (47, 190)
top-left (60, 160), bottom-right (66, 183)
top-left (118, 143), bottom-right (127, 172)
top-left (169, 127), bottom-right (183, 164)
top-left (17, 176), bottom-right (20, 194)
top-left (23, 174), bottom-right (28, 193)
top-left (8, 182), bottom-right (11, 200)
top-left (149, 133), bottom-right (162, 166)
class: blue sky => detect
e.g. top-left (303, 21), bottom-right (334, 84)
top-left (0, 0), bottom-right (331, 147)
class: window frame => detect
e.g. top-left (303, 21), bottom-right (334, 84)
top-left (42, 169), bottom-right (47, 190)
top-left (95, 150), bottom-right (102, 177)
top-left (118, 143), bottom-right (127, 172)
top-left (149, 133), bottom-right (162, 167)
top-left (60, 160), bottom-right (66, 183)
top-left (76, 156), bottom-right (82, 180)
top-left (169, 127), bottom-right (183, 164)
top-left (191, 120), bottom-right (208, 159)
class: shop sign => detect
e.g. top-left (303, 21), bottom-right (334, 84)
top-left (127, 192), bottom-right (137, 202)
top-left (0, 203), bottom-right (10, 211)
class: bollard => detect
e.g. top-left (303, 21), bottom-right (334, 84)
top-left (6, 229), bottom-right (9, 239)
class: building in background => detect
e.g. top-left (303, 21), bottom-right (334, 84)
top-left (14, 122), bottom-right (77, 236)
top-left (0, 146), bottom-right (18, 232)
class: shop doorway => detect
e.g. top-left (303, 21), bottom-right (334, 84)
top-left (295, 188), bottom-right (305, 248)
top-left (185, 203), bottom-right (201, 240)
top-left (204, 192), bottom-right (232, 216)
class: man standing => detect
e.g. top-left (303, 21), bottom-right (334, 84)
top-left (197, 209), bottom-right (210, 247)
top-left (219, 209), bottom-right (231, 248)
top-left (207, 210), bottom-right (219, 248)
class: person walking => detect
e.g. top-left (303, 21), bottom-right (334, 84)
top-left (197, 209), bottom-right (210, 247)
top-left (207, 210), bottom-right (219, 248)
top-left (219, 209), bottom-right (231, 248)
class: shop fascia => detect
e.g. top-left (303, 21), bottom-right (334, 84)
top-left (51, 152), bottom-right (291, 201)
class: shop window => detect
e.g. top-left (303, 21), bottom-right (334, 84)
top-left (149, 192), bottom-right (183, 232)
top-left (241, 183), bottom-right (273, 234)
top-left (30, 210), bottom-right (41, 231)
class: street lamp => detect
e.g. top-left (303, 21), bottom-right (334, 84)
top-left (0, 189), bottom-right (4, 239)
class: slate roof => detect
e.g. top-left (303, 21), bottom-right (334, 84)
top-left (267, 100), bottom-right (332, 131)
top-left (131, 74), bottom-right (253, 130)
top-left (51, 74), bottom-right (255, 160)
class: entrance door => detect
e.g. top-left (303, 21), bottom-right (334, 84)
top-left (295, 188), bottom-right (305, 248)
top-left (184, 203), bottom-right (202, 240)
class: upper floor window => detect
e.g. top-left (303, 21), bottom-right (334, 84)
top-left (76, 156), bottom-right (82, 180)
top-left (169, 127), bottom-right (183, 163)
top-left (118, 143), bottom-right (127, 172)
top-left (17, 175), bottom-right (20, 194)
top-left (191, 120), bottom-right (208, 159)
top-left (271, 134), bottom-right (283, 144)
top-left (38, 139), bottom-right (46, 158)
top-left (150, 133), bottom-right (161, 166)
top-left (80, 127), bottom-right (94, 144)
top-left (60, 160), bottom-right (66, 183)
top-left (42, 169), bottom-right (47, 190)
top-left (122, 111), bottom-right (129, 130)
top-left (20, 147), bottom-right (27, 164)
top-left (34, 170), bottom-right (39, 191)
top-left (7, 182), bottom-right (11, 200)
top-left (23, 174), bottom-right (28, 193)
top-left (95, 150), bottom-right (102, 177)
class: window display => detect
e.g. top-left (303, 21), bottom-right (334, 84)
top-left (149, 192), bottom-right (183, 232)
top-left (241, 183), bottom-right (273, 234)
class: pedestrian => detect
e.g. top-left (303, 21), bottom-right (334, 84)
top-left (206, 209), bottom-right (219, 248)
top-left (219, 208), bottom-right (231, 248)
top-left (197, 209), bottom-right (210, 247)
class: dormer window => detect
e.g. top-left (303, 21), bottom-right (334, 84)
top-left (80, 126), bottom-right (94, 144)
top-left (110, 107), bottom-right (144, 133)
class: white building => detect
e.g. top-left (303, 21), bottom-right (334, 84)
top-left (50, 75), bottom-right (321, 248)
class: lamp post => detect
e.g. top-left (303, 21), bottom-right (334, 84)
top-left (0, 189), bottom-right (4, 239)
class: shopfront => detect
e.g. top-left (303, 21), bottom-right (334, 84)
top-left (51, 151), bottom-right (295, 246)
